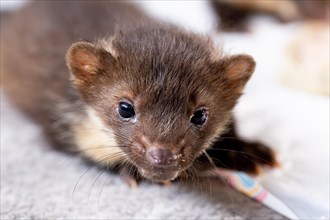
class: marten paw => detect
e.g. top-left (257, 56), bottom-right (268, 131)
top-left (230, 142), bottom-right (280, 175)
top-left (206, 141), bottom-right (280, 176)
top-left (117, 166), bottom-right (141, 188)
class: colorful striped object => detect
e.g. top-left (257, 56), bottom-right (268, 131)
top-left (221, 170), bottom-right (268, 202)
top-left (203, 168), bottom-right (300, 219)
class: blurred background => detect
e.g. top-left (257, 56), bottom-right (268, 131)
top-left (1, 0), bottom-right (329, 219)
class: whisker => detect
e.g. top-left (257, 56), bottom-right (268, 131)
top-left (59, 144), bottom-right (129, 168)
top-left (200, 151), bottom-right (243, 204)
top-left (88, 170), bottom-right (107, 205)
top-left (97, 175), bottom-right (111, 210)
top-left (71, 152), bottom-right (127, 202)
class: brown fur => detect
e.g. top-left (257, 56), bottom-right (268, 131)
top-left (212, 0), bottom-right (329, 32)
top-left (1, 1), bottom-right (275, 182)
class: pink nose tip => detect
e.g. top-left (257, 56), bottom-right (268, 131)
top-left (146, 148), bottom-right (175, 166)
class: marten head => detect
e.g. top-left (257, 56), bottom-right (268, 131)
top-left (66, 25), bottom-right (255, 182)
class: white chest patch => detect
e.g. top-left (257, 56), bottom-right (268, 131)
top-left (73, 108), bottom-right (125, 166)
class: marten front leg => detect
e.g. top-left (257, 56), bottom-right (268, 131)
top-left (206, 121), bottom-right (279, 175)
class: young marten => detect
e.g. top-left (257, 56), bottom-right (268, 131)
top-left (1, 1), bottom-right (277, 183)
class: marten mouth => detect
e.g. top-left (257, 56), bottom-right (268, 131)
top-left (139, 168), bottom-right (180, 182)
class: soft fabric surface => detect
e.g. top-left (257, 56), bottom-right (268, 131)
top-left (1, 1), bottom-right (329, 219)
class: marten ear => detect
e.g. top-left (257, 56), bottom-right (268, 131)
top-left (66, 42), bottom-right (104, 85)
top-left (222, 54), bottom-right (256, 93)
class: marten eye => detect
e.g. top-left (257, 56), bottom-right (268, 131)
top-left (118, 102), bottom-right (135, 119)
top-left (190, 108), bottom-right (207, 126)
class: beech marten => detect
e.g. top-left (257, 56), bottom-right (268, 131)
top-left (1, 1), bottom-right (277, 184)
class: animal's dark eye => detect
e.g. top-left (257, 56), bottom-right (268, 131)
top-left (190, 109), bottom-right (207, 126)
top-left (118, 102), bottom-right (135, 119)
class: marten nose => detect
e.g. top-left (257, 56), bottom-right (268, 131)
top-left (146, 148), bottom-right (175, 166)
